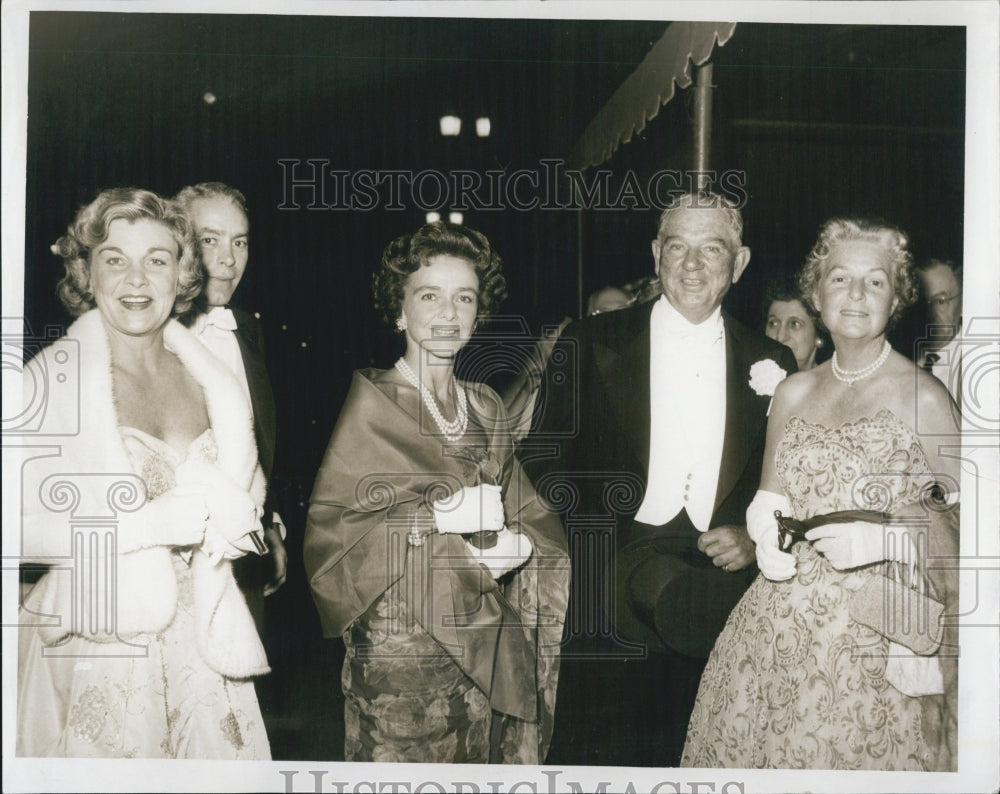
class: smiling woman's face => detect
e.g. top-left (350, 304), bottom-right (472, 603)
top-left (89, 218), bottom-right (180, 340)
top-left (399, 254), bottom-right (480, 360)
top-left (814, 239), bottom-right (899, 342)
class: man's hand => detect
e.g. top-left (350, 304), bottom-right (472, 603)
top-left (697, 524), bottom-right (755, 572)
top-left (263, 523), bottom-right (288, 596)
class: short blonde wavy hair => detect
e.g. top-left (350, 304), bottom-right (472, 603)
top-left (53, 187), bottom-right (201, 317)
top-left (798, 216), bottom-right (918, 328)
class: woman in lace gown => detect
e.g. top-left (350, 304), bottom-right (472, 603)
top-left (18, 188), bottom-right (271, 758)
top-left (304, 222), bottom-right (570, 763)
top-left (683, 218), bottom-right (961, 770)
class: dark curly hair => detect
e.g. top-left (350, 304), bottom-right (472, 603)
top-left (53, 187), bottom-right (200, 317)
top-left (372, 221), bottom-right (507, 328)
top-left (798, 217), bottom-right (918, 328)
top-left (762, 272), bottom-right (821, 327)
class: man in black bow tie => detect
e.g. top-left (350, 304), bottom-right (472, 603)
top-left (176, 183), bottom-right (287, 618)
top-left (526, 192), bottom-right (796, 767)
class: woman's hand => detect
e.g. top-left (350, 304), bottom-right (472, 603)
top-left (176, 460), bottom-right (263, 561)
top-left (746, 489), bottom-right (797, 581)
top-left (466, 527), bottom-right (532, 578)
top-left (118, 485), bottom-right (209, 552)
top-left (806, 521), bottom-right (915, 570)
top-left (433, 484), bottom-right (505, 534)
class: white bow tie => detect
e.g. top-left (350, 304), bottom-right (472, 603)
top-left (202, 306), bottom-right (237, 332)
top-left (666, 319), bottom-right (723, 346)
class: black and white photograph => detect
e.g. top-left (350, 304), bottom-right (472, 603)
top-left (3, 1), bottom-right (998, 792)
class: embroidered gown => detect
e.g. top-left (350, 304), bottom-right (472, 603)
top-left (17, 428), bottom-right (269, 759)
top-left (682, 409), bottom-right (956, 770)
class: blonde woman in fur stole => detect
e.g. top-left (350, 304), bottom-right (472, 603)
top-left (17, 188), bottom-right (271, 758)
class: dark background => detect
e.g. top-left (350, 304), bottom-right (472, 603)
top-left (19, 12), bottom-right (966, 760)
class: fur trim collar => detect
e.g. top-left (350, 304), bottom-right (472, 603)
top-left (28, 310), bottom-right (269, 677)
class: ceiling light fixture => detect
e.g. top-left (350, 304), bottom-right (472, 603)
top-left (439, 115), bottom-right (461, 136)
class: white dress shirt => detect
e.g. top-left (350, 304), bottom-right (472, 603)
top-left (634, 297), bottom-right (727, 532)
top-left (191, 307), bottom-right (252, 408)
top-left (921, 328), bottom-right (962, 405)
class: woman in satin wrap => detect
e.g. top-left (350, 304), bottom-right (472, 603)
top-left (304, 222), bottom-right (570, 764)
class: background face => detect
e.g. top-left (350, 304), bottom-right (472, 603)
top-left (765, 298), bottom-right (819, 369)
top-left (920, 262), bottom-right (962, 329)
top-left (189, 196), bottom-right (249, 308)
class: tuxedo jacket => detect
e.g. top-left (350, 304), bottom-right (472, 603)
top-left (524, 299), bottom-right (797, 656)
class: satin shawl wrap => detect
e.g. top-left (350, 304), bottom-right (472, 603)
top-left (305, 369), bottom-right (569, 760)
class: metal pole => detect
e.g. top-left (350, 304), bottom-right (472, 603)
top-left (693, 63), bottom-right (713, 191)
top-left (576, 185), bottom-right (584, 319)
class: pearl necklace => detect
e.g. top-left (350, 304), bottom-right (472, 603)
top-left (831, 340), bottom-right (891, 386)
top-left (395, 358), bottom-right (468, 441)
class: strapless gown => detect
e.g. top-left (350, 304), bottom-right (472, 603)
top-left (17, 427), bottom-right (269, 758)
top-left (682, 409), bottom-right (947, 770)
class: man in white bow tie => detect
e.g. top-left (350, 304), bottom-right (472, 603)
top-left (176, 183), bottom-right (288, 618)
top-left (527, 192), bottom-right (797, 767)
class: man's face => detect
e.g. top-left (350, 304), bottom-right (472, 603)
top-left (189, 196), bottom-right (249, 308)
top-left (919, 262), bottom-right (962, 331)
top-left (651, 207), bottom-right (750, 324)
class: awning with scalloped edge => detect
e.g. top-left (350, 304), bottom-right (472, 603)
top-left (570, 21), bottom-right (737, 170)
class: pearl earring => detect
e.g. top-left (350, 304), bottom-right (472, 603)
top-left (396, 317), bottom-right (407, 332)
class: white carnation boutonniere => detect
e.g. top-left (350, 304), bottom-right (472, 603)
top-left (749, 359), bottom-right (788, 415)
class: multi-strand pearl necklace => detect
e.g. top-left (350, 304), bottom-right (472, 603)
top-left (831, 340), bottom-right (891, 386)
top-left (395, 358), bottom-right (468, 441)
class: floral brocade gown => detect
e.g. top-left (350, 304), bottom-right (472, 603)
top-left (343, 583), bottom-right (493, 763)
top-left (17, 427), bottom-right (269, 759)
top-left (682, 410), bottom-right (942, 770)
top-left (341, 437), bottom-right (526, 765)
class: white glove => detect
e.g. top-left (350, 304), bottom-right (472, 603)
top-left (805, 521), bottom-right (916, 570)
top-left (433, 484), bottom-right (505, 535)
top-left (176, 460), bottom-right (263, 563)
top-left (746, 489), bottom-right (797, 581)
top-left (467, 527), bottom-right (533, 579)
top-left (117, 485), bottom-right (209, 553)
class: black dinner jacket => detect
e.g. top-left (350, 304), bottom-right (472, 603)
top-left (524, 299), bottom-right (797, 538)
